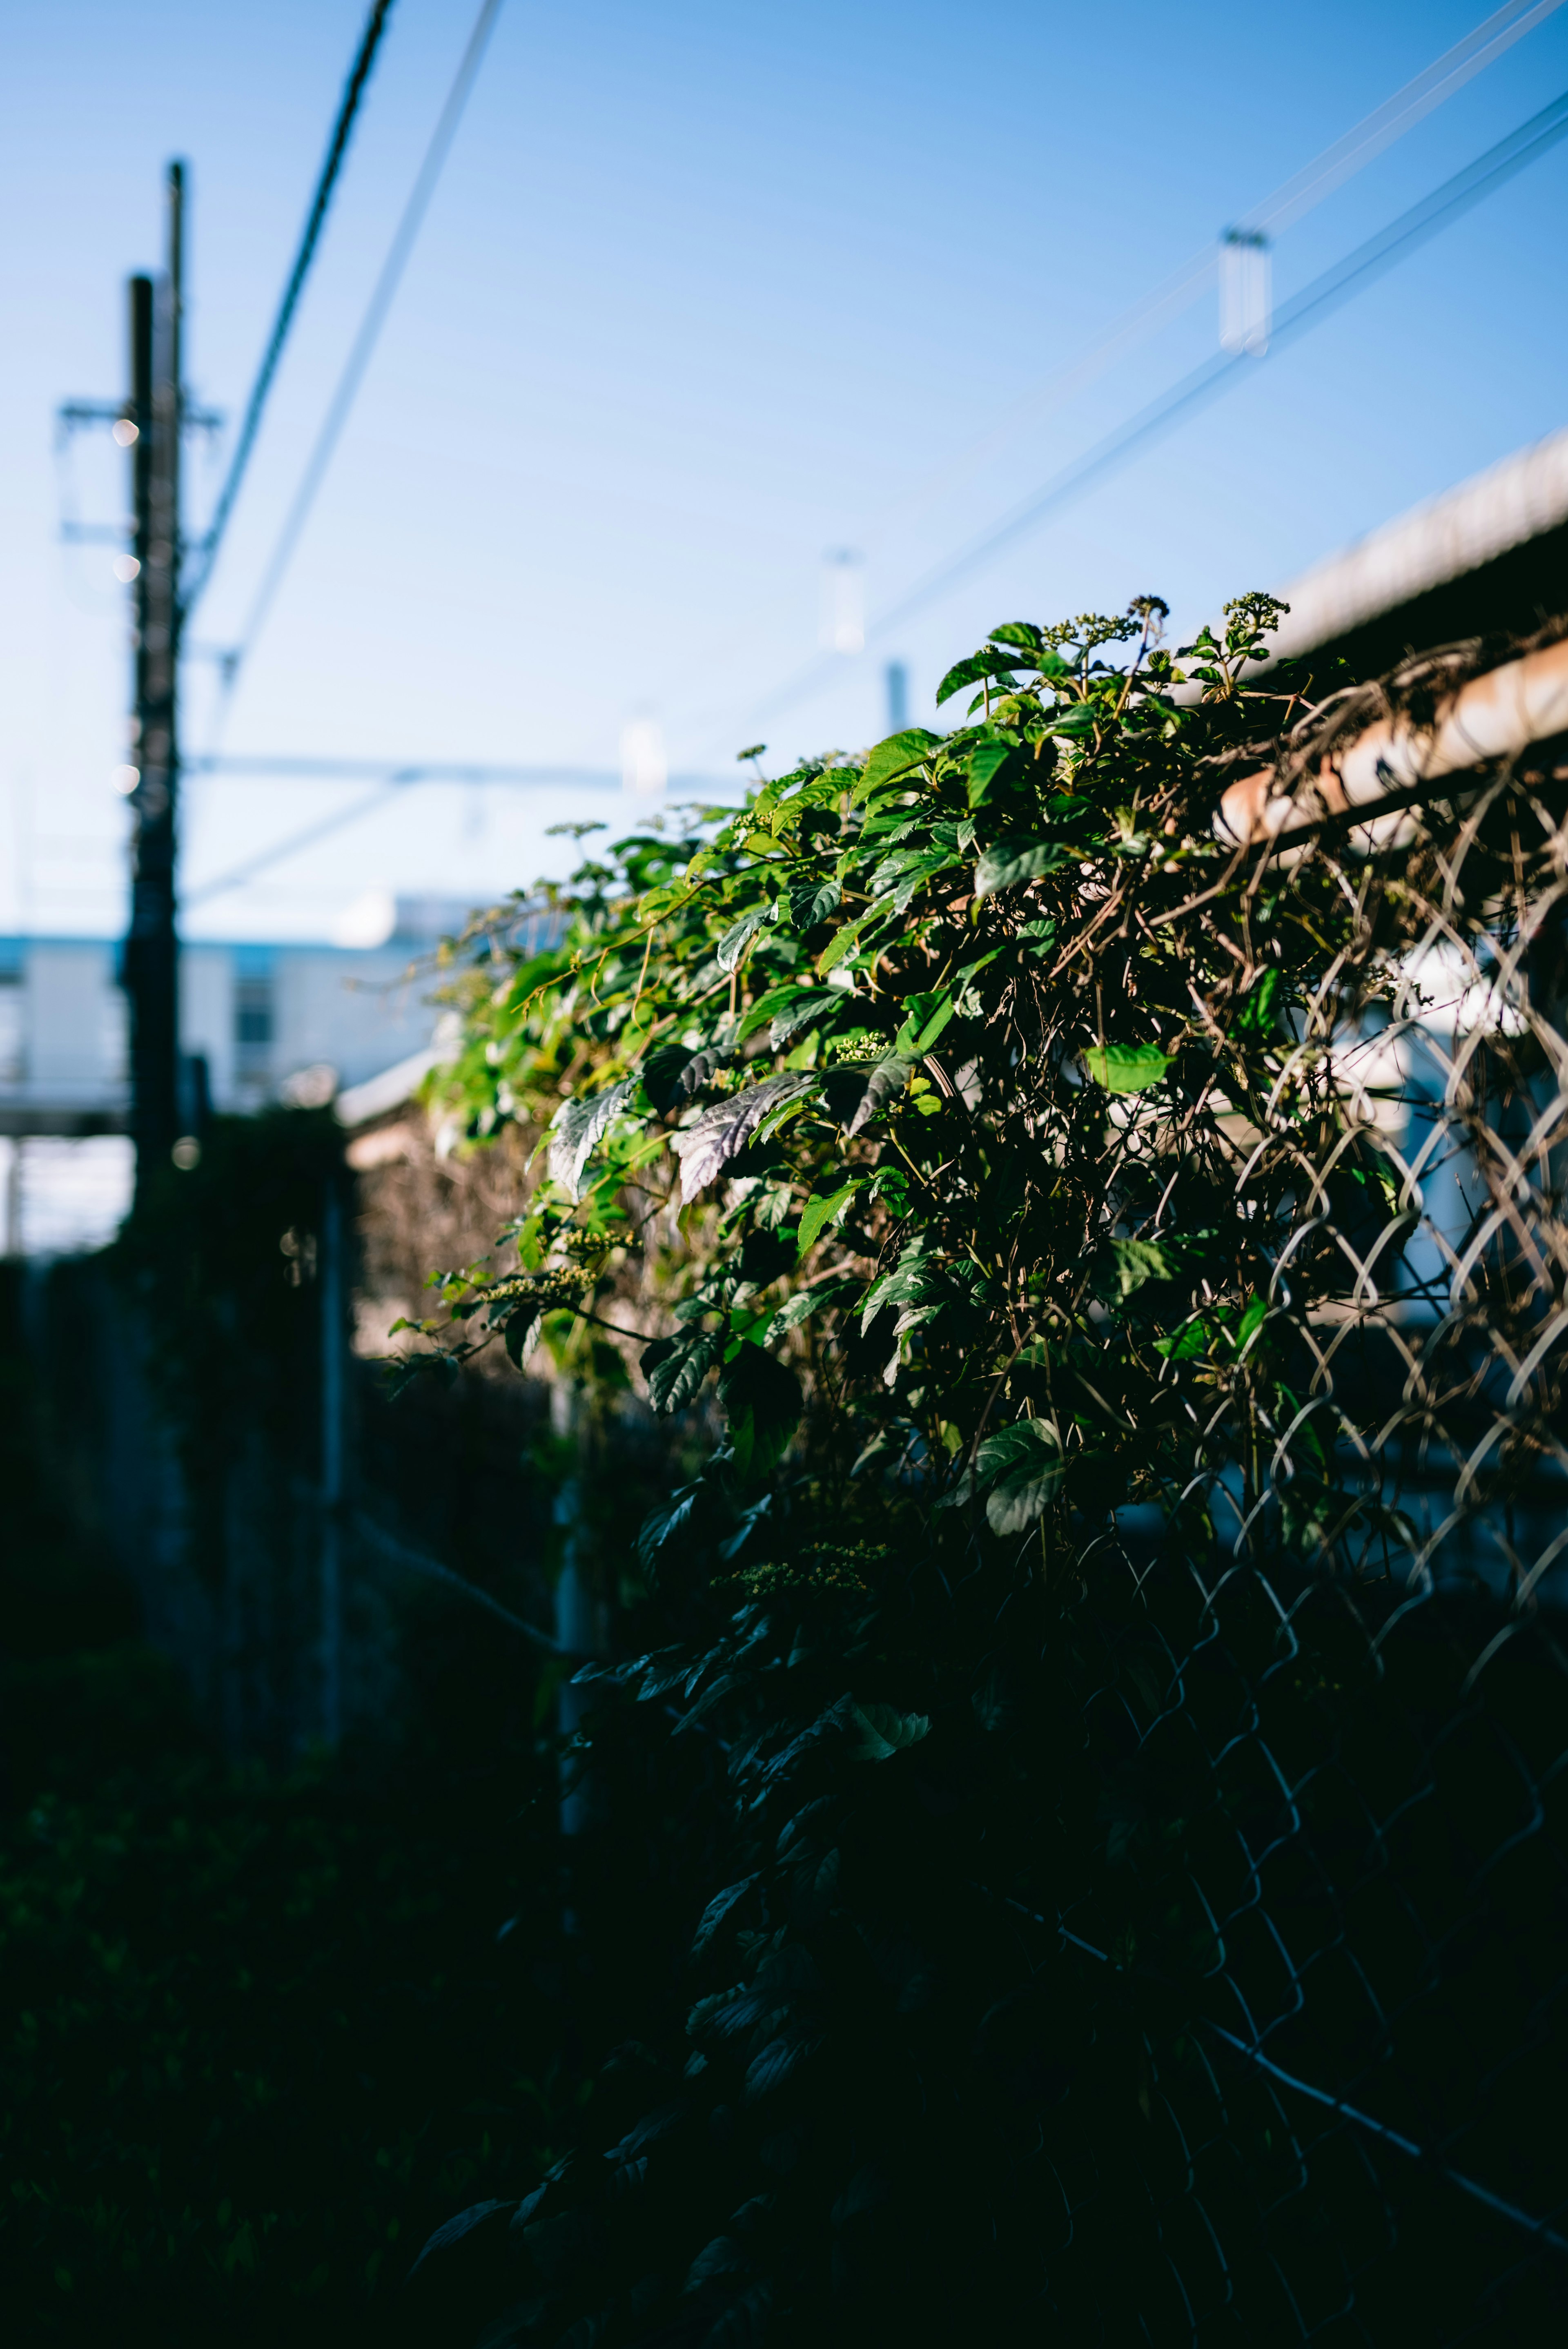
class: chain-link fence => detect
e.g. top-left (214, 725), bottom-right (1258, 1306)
top-left (1007, 738), bottom-right (1568, 2338)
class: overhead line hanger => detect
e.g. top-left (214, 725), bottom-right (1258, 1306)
top-left (697, 68), bottom-right (1568, 753)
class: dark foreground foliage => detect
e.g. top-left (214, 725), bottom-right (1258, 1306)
top-left (0, 1251), bottom-right (727, 2346)
top-left (0, 1262), bottom-right (545, 2344)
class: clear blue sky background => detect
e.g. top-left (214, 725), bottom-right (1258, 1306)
top-left (4, 0), bottom-right (1568, 940)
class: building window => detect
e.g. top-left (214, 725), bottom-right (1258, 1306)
top-left (0, 961), bottom-right (23, 1087)
top-left (100, 983), bottom-right (128, 1087)
top-left (235, 967), bottom-right (274, 1089)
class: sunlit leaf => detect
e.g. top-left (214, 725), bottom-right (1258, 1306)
top-left (546, 1076), bottom-right (640, 1201)
top-left (1082, 1042), bottom-right (1172, 1094)
top-left (893, 993), bottom-right (956, 1057)
top-left (975, 1417), bottom-right (1064, 1535)
top-left (797, 1179), bottom-right (863, 1257)
top-left (641, 1329), bottom-right (721, 1413)
top-left (1107, 1237), bottom-right (1179, 1297)
top-left (716, 903), bottom-right (775, 973)
top-left (670, 1074), bottom-right (818, 1203)
top-left (855, 728), bottom-right (941, 799)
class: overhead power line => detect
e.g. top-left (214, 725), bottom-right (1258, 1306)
top-left (211, 0), bottom-right (507, 711)
top-left (187, 754), bottom-right (626, 786)
top-left (717, 80), bottom-right (1568, 746)
top-left (183, 754), bottom-right (728, 909)
top-left (854, 0), bottom-right (1568, 556)
top-left (878, 82), bottom-right (1568, 635)
top-left (184, 781), bottom-right (410, 906)
top-left (663, 0), bottom-right (1568, 744)
top-left (181, 0), bottom-right (398, 617)
top-left (1236, 0), bottom-right (1565, 239)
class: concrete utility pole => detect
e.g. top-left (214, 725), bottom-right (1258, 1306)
top-left (125, 162), bottom-right (185, 1189)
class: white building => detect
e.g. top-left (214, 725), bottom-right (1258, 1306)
top-left (0, 896), bottom-right (480, 1254)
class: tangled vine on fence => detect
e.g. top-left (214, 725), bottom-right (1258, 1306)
top-left (400, 595), bottom-right (1568, 2344)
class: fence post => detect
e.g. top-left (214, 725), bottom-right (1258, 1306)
top-left (552, 1377), bottom-right (595, 1840)
top-left (319, 1172), bottom-right (346, 1749)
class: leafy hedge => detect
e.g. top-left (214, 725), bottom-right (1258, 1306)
top-left (398, 597), bottom-right (1555, 2341)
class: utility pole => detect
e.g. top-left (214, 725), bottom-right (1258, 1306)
top-left (125, 162), bottom-right (185, 1188)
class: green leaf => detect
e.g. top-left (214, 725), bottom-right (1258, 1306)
top-left (735, 985), bottom-right (796, 1043)
top-left (768, 1278), bottom-right (860, 1336)
top-left (546, 1076), bottom-right (640, 1201)
top-left (797, 1179), bottom-right (863, 1256)
top-left (1235, 1294), bottom-right (1268, 1354)
top-left (1042, 703), bottom-right (1097, 739)
top-left (744, 2033), bottom-right (818, 2102)
top-left (684, 2235), bottom-right (750, 2291)
top-left (641, 1330), bottom-right (721, 1413)
top-left (637, 1483), bottom-right (702, 1563)
top-left (973, 838), bottom-right (1067, 899)
top-left (1155, 1315), bottom-right (1210, 1362)
top-left (503, 1306), bottom-right (542, 1367)
top-left (860, 1243), bottom-right (937, 1337)
top-left (788, 875), bottom-right (841, 929)
top-left (1082, 1043), bottom-right (1172, 1095)
top-left (815, 912), bottom-right (879, 976)
top-left (893, 992), bottom-right (956, 1057)
top-left (1235, 967), bottom-right (1283, 1037)
top-left (988, 620), bottom-right (1052, 657)
top-left (642, 1039), bottom-right (731, 1114)
top-left (869, 843), bottom-right (962, 915)
top-left (773, 997), bottom-right (839, 1051)
top-left (718, 1344), bottom-right (801, 1479)
top-left (670, 1073), bottom-right (818, 1203)
top-left (690, 1875), bottom-right (758, 1958)
top-left (715, 903), bottom-right (775, 973)
top-left (855, 728), bottom-right (940, 800)
top-left (975, 1418), bottom-right (1063, 1535)
top-left (409, 2200), bottom-right (512, 2280)
top-left (846, 1701), bottom-right (930, 1761)
top-left (935, 649), bottom-right (1023, 706)
top-left (965, 735), bottom-right (1025, 808)
top-left (744, 986), bottom-right (842, 1052)
top-left (1107, 1237), bottom-right (1179, 1297)
top-left (833, 1054), bottom-right (911, 1138)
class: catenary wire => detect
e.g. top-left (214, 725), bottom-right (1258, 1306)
top-left (878, 83), bottom-right (1568, 635)
top-left (206, 0), bottom-right (507, 722)
top-left (192, 42), bottom-right (1568, 914)
top-left (180, 0), bottom-right (398, 618)
top-left (183, 760), bottom-right (698, 911)
top-left (658, 0), bottom-right (1568, 745)
top-left (702, 80), bottom-right (1568, 751)
top-left (183, 782), bottom-right (405, 907)
top-left (185, 1), bottom-right (1558, 800)
top-left (854, 0), bottom-right (1568, 556)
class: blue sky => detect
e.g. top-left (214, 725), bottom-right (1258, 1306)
top-left (4, 0), bottom-right (1568, 940)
